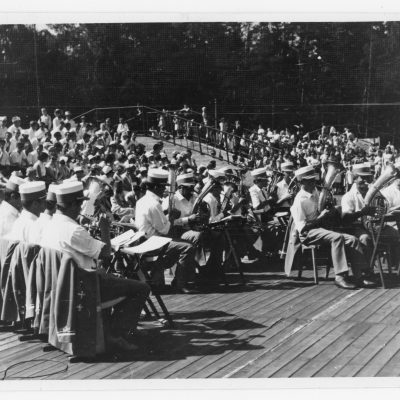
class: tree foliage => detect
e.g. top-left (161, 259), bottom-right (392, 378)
top-left (0, 22), bottom-right (399, 131)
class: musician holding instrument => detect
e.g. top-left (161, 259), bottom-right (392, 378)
top-left (290, 165), bottom-right (374, 289)
top-left (341, 163), bottom-right (400, 274)
top-left (275, 161), bottom-right (295, 210)
top-left (40, 181), bottom-right (150, 352)
top-left (135, 169), bottom-right (198, 294)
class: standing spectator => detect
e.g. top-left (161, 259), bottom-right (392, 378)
top-left (38, 108), bottom-right (52, 131)
top-left (0, 117), bottom-right (7, 140)
top-left (52, 109), bottom-right (63, 130)
top-left (117, 117), bottom-right (129, 135)
top-left (64, 111), bottom-right (76, 130)
top-left (0, 138), bottom-right (10, 173)
top-left (7, 116), bottom-right (22, 137)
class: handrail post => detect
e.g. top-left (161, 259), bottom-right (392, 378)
top-left (197, 124), bottom-right (203, 155)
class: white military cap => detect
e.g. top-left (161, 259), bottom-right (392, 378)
top-left (54, 181), bottom-right (89, 205)
top-left (147, 168), bottom-right (170, 185)
top-left (280, 161), bottom-right (294, 172)
top-left (250, 167), bottom-right (268, 178)
top-left (5, 175), bottom-right (25, 192)
top-left (352, 163), bottom-right (373, 177)
top-left (295, 165), bottom-right (318, 181)
top-left (19, 181), bottom-right (47, 201)
top-left (176, 172), bottom-right (196, 187)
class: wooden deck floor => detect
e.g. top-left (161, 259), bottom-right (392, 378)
top-left (1, 261), bottom-right (400, 380)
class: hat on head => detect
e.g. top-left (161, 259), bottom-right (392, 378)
top-left (54, 181), bottom-right (89, 205)
top-left (46, 183), bottom-right (57, 202)
top-left (250, 167), bottom-right (268, 178)
top-left (19, 181), bottom-right (47, 202)
top-left (0, 116), bottom-right (7, 122)
top-left (352, 163), bottom-right (373, 177)
top-left (295, 166), bottom-right (318, 181)
top-left (139, 166), bottom-right (147, 173)
top-left (5, 175), bottom-right (25, 192)
top-left (147, 168), bottom-right (170, 185)
top-left (177, 173), bottom-right (196, 187)
top-left (74, 165), bottom-right (84, 173)
top-left (11, 116), bottom-right (21, 123)
top-left (281, 161), bottom-right (294, 172)
top-left (208, 170), bottom-right (226, 180)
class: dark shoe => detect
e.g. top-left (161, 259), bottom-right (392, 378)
top-left (335, 275), bottom-right (357, 290)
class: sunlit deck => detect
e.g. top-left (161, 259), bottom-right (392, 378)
top-left (1, 261), bottom-right (400, 380)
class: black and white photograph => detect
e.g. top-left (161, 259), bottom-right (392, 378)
top-left (1, 1), bottom-right (400, 396)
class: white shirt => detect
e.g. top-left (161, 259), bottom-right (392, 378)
top-left (249, 184), bottom-right (270, 212)
top-left (276, 179), bottom-right (291, 207)
top-left (7, 209), bottom-right (39, 244)
top-left (341, 183), bottom-right (365, 216)
top-left (39, 114), bottom-right (52, 130)
top-left (135, 190), bottom-right (170, 237)
top-left (203, 192), bottom-right (224, 223)
top-left (290, 188), bottom-right (320, 235)
top-left (36, 212), bottom-right (52, 245)
top-left (381, 183), bottom-right (400, 209)
top-left (40, 213), bottom-right (104, 270)
top-left (162, 191), bottom-right (197, 227)
top-left (0, 201), bottom-right (20, 238)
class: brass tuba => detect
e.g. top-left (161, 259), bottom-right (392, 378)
top-left (362, 164), bottom-right (399, 231)
top-left (318, 161), bottom-right (343, 211)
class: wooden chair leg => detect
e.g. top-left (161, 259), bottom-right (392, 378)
top-left (326, 260), bottom-right (332, 280)
top-left (298, 262), bottom-right (303, 279)
top-left (312, 248), bottom-right (319, 284)
top-left (375, 254), bottom-right (386, 289)
top-left (387, 248), bottom-right (393, 276)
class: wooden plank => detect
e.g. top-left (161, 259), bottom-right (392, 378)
top-left (375, 348), bottom-right (400, 376)
top-left (334, 324), bottom-right (400, 377)
top-left (157, 285), bottom-right (340, 379)
top-left (365, 290), bottom-right (400, 324)
top-left (356, 329), bottom-right (400, 377)
top-left (339, 289), bottom-right (397, 323)
top-left (287, 322), bottom-right (371, 377)
top-left (306, 323), bottom-right (386, 377)
top-left (68, 286), bottom-right (286, 380)
top-left (162, 286), bottom-right (343, 378)
top-left (104, 282), bottom-right (328, 379)
top-left (251, 319), bottom-right (354, 378)
top-left (49, 283), bottom-right (274, 379)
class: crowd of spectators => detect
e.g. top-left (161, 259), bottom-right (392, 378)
top-left (0, 106), bottom-right (396, 205)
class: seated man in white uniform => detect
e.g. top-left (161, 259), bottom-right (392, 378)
top-left (275, 161), bottom-right (295, 210)
top-left (381, 177), bottom-right (400, 213)
top-left (291, 165), bottom-right (375, 289)
top-left (135, 169), bottom-right (197, 294)
top-left (0, 175), bottom-right (25, 238)
top-left (36, 184), bottom-right (57, 244)
top-left (7, 181), bottom-right (46, 244)
top-left (248, 167), bottom-right (278, 254)
top-left (40, 181), bottom-right (150, 352)
top-left (342, 163), bottom-right (400, 273)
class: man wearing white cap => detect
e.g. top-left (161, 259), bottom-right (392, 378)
top-left (0, 175), bottom-right (24, 237)
top-left (290, 165), bottom-right (372, 289)
top-left (135, 168), bottom-right (197, 294)
top-left (41, 181), bottom-right (150, 351)
top-left (7, 181), bottom-right (47, 243)
top-left (248, 167), bottom-right (273, 215)
top-left (342, 163), bottom-right (400, 278)
top-left (276, 162), bottom-right (295, 209)
top-left (35, 184), bottom-right (57, 244)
